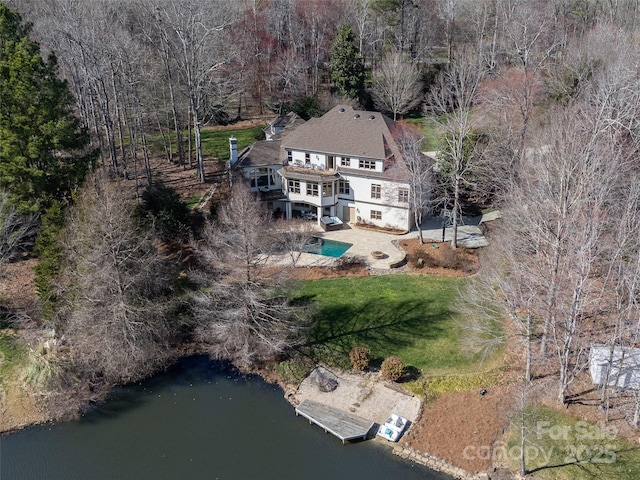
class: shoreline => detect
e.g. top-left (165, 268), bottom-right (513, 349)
top-left (1, 357), bottom-right (494, 479)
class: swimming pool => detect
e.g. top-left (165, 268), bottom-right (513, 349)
top-left (303, 237), bottom-right (353, 258)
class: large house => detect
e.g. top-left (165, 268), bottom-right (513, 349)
top-left (232, 105), bottom-right (413, 232)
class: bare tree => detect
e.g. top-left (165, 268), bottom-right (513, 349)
top-left (502, 103), bottom-right (628, 404)
top-left (191, 182), bottom-right (311, 367)
top-left (371, 51), bottom-right (423, 121)
top-left (195, 182), bottom-right (278, 284)
top-left (349, 0), bottom-right (375, 60)
top-left (148, 0), bottom-right (238, 182)
top-left (583, 168), bottom-right (640, 423)
top-left (393, 123), bottom-right (433, 243)
top-left (274, 218), bottom-right (317, 267)
top-left (460, 237), bottom-right (538, 382)
top-left (57, 172), bottom-right (176, 386)
top-left (428, 50), bottom-right (486, 248)
top-left (295, 0), bottom-right (344, 95)
top-left (270, 48), bottom-right (310, 112)
top-left (0, 190), bottom-right (37, 268)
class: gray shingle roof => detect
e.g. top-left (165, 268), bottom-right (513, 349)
top-left (236, 139), bottom-right (282, 167)
top-left (281, 105), bottom-right (398, 160)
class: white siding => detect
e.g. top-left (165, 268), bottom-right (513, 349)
top-left (589, 346), bottom-right (640, 390)
top-left (341, 174), bottom-right (411, 231)
top-left (284, 151), bottom-right (409, 230)
top-left (290, 149), bottom-right (329, 170)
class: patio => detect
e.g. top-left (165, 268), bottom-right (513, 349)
top-left (266, 212), bottom-right (498, 271)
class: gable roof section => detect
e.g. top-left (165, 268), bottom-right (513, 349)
top-left (282, 105), bottom-right (398, 160)
top-left (265, 112), bottom-right (306, 140)
top-left (237, 113), bottom-right (306, 168)
top-left (237, 139), bottom-right (282, 168)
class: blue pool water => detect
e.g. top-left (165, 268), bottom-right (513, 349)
top-left (304, 237), bottom-right (353, 257)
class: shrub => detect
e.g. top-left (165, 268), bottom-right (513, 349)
top-left (335, 255), bottom-right (366, 271)
top-left (137, 182), bottom-right (191, 242)
top-left (406, 372), bottom-right (500, 403)
top-left (275, 356), bottom-right (314, 385)
top-left (349, 346), bottom-right (371, 371)
top-left (438, 246), bottom-right (458, 269)
top-left (34, 201), bottom-right (65, 317)
top-left (380, 356), bottom-right (405, 381)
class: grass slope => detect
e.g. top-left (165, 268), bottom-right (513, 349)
top-left (505, 405), bottom-right (640, 480)
top-left (146, 126), bottom-right (265, 162)
top-left (0, 333), bottom-right (26, 384)
top-left (291, 274), bottom-right (484, 373)
top-left (200, 126), bottom-right (264, 161)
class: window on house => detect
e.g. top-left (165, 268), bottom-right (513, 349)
top-left (327, 155), bottom-right (335, 169)
top-left (359, 159), bottom-right (376, 170)
top-left (288, 179), bottom-right (300, 193)
top-left (371, 210), bottom-right (382, 220)
top-left (322, 182), bottom-right (333, 197)
top-left (286, 150), bottom-right (292, 163)
top-left (371, 184), bottom-right (381, 199)
top-left (398, 188), bottom-right (409, 203)
top-left (338, 179), bottom-right (350, 195)
top-left (305, 152), bottom-right (310, 164)
top-left (306, 182), bottom-right (319, 196)
top-left (250, 167), bottom-right (272, 188)
top-left (340, 157), bottom-right (350, 167)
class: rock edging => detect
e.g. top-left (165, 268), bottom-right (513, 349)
top-left (392, 445), bottom-right (489, 480)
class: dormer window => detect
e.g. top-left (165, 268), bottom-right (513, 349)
top-left (359, 159), bottom-right (376, 170)
top-left (305, 152), bottom-right (310, 165)
top-left (341, 157), bottom-right (350, 167)
top-left (286, 150), bottom-right (292, 163)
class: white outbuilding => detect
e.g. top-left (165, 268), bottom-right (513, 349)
top-left (589, 345), bottom-right (640, 390)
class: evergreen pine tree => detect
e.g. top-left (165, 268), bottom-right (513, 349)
top-left (329, 24), bottom-right (365, 100)
top-left (0, 5), bottom-right (93, 213)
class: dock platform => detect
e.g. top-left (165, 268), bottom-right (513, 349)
top-left (295, 399), bottom-right (375, 444)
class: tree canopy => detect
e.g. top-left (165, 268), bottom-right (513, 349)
top-left (0, 5), bottom-right (92, 213)
top-left (329, 24), bottom-right (365, 100)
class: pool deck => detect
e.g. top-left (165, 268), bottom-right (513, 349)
top-left (286, 212), bottom-right (498, 270)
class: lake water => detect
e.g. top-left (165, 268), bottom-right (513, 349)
top-left (1, 356), bottom-right (450, 480)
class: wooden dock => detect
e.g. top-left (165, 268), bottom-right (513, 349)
top-left (295, 399), bottom-right (375, 444)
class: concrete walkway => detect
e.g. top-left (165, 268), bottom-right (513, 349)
top-left (292, 211), bottom-right (501, 270)
top-left (294, 366), bottom-right (422, 426)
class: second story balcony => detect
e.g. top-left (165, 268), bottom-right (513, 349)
top-left (279, 167), bottom-right (339, 207)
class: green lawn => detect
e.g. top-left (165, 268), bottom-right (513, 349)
top-left (146, 125), bottom-right (266, 162)
top-left (290, 274), bottom-right (489, 374)
top-left (505, 405), bottom-right (640, 480)
top-left (200, 126), bottom-right (265, 161)
top-left (404, 114), bottom-right (446, 152)
top-left (0, 333), bottom-right (26, 384)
